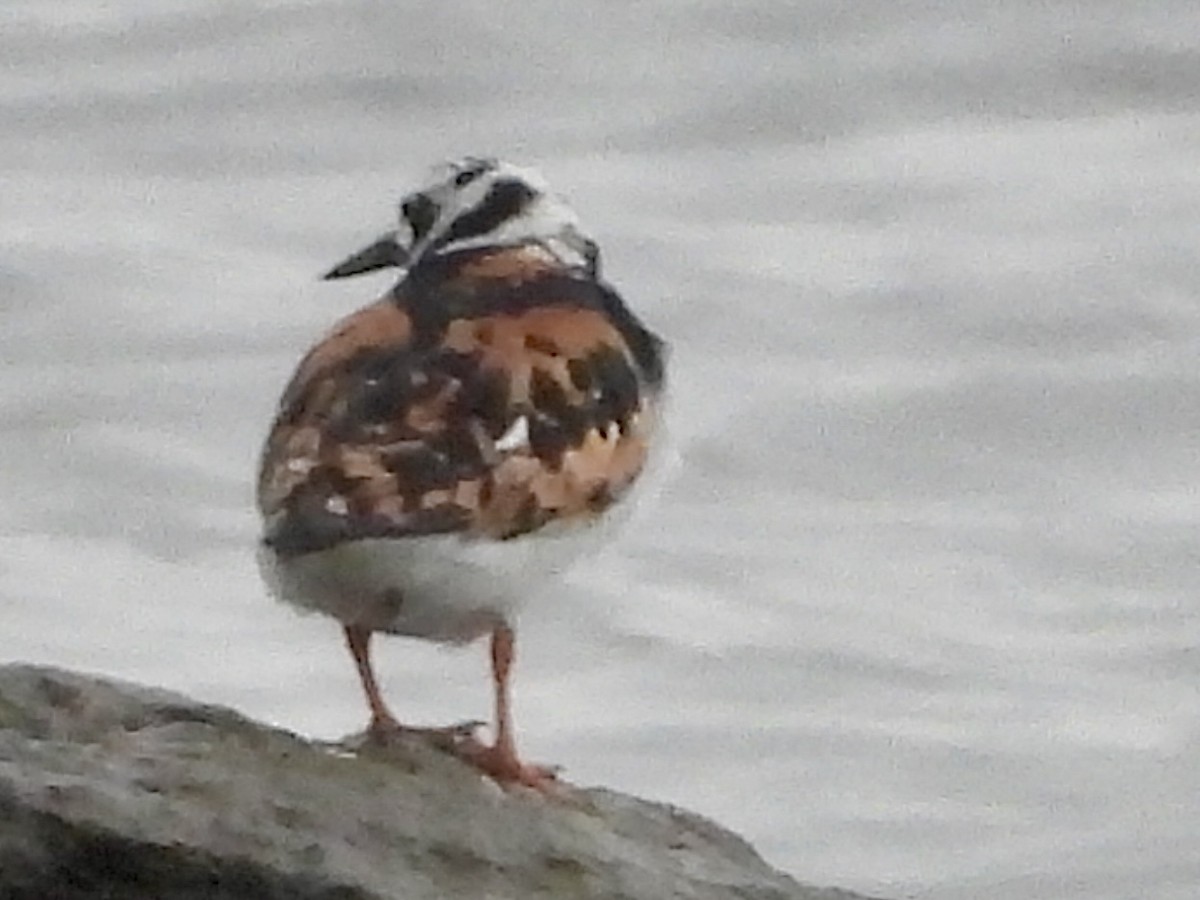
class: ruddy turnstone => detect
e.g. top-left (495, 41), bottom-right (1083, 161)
top-left (256, 157), bottom-right (666, 788)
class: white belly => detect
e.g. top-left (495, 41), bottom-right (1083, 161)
top-left (258, 521), bottom-right (610, 644)
top-left (259, 411), bottom-right (676, 645)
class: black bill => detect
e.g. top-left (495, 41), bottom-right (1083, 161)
top-left (322, 232), bottom-right (410, 280)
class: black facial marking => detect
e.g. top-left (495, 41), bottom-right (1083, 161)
top-left (583, 239), bottom-right (601, 278)
top-left (402, 193), bottom-right (438, 244)
top-left (431, 179), bottom-right (537, 251)
top-left (454, 157), bottom-right (495, 184)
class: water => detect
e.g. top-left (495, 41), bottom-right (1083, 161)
top-left (3, 3), bottom-right (1199, 897)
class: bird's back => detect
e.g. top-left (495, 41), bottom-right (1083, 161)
top-left (256, 243), bottom-right (665, 639)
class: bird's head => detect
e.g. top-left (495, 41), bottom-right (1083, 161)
top-left (324, 157), bottom-right (599, 280)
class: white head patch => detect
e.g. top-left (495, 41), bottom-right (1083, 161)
top-left (396, 157), bottom-right (596, 271)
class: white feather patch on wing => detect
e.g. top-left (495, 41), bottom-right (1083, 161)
top-left (493, 415), bottom-right (530, 453)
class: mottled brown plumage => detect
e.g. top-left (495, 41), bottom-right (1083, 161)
top-left (258, 244), bottom-right (662, 556)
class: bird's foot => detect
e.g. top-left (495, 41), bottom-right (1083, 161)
top-left (365, 716), bottom-right (485, 752)
top-left (360, 716), bottom-right (560, 792)
top-left (453, 737), bottom-right (561, 791)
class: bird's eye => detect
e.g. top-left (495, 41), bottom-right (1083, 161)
top-left (454, 169), bottom-right (480, 187)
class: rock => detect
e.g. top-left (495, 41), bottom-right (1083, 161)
top-left (0, 664), bottom-right (883, 900)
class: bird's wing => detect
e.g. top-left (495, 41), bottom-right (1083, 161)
top-left (257, 289), bottom-right (660, 558)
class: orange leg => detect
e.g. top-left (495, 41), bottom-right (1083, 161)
top-left (492, 623), bottom-right (518, 760)
top-left (459, 624), bottom-right (559, 789)
top-left (344, 625), bottom-right (481, 745)
top-left (344, 624), bottom-right (402, 734)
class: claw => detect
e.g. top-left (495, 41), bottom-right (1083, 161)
top-left (453, 737), bottom-right (562, 792)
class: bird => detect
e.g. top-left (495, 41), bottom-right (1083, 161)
top-left (255, 157), bottom-right (666, 789)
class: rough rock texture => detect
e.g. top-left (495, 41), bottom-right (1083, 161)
top-left (0, 664), bottom-right (883, 900)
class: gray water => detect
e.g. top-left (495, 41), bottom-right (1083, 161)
top-left (3, 3), bottom-right (1199, 898)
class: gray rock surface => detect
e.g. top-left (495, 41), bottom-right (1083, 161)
top-left (0, 664), bottom-right (884, 900)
